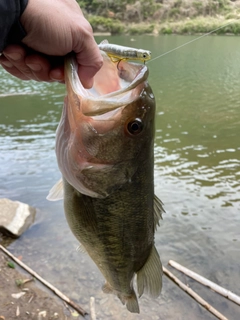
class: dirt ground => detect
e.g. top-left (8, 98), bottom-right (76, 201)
top-left (0, 252), bottom-right (87, 320)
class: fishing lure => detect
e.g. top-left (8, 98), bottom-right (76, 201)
top-left (98, 39), bottom-right (151, 63)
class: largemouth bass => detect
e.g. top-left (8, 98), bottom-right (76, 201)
top-left (48, 51), bottom-right (163, 313)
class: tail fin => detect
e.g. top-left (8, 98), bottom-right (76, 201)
top-left (137, 245), bottom-right (162, 298)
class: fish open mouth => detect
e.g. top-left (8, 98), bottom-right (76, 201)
top-left (65, 52), bottom-right (149, 116)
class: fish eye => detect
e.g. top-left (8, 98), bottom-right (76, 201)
top-left (127, 118), bottom-right (143, 135)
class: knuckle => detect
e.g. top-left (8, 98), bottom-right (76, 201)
top-left (95, 57), bottom-right (103, 70)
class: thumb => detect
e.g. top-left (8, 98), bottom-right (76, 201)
top-left (75, 40), bottom-right (103, 89)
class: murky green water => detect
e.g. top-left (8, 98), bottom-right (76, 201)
top-left (0, 35), bottom-right (239, 319)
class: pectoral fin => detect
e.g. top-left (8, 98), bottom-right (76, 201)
top-left (76, 244), bottom-right (86, 253)
top-left (47, 179), bottom-right (64, 201)
top-left (137, 245), bottom-right (162, 298)
top-left (102, 282), bottom-right (113, 294)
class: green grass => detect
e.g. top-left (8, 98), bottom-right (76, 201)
top-left (127, 24), bottom-right (155, 35)
top-left (158, 17), bottom-right (240, 35)
top-left (88, 16), bottom-right (124, 34)
top-left (88, 14), bottom-right (240, 36)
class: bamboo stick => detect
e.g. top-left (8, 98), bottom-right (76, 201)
top-left (89, 297), bottom-right (96, 320)
top-left (168, 260), bottom-right (240, 306)
top-left (0, 245), bottom-right (88, 317)
top-left (163, 266), bottom-right (228, 320)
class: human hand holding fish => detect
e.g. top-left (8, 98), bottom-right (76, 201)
top-left (0, 0), bottom-right (103, 87)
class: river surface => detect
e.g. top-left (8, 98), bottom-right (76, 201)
top-left (0, 35), bottom-right (239, 319)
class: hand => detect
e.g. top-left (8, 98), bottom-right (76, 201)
top-left (0, 0), bottom-right (103, 87)
top-left (0, 45), bottom-right (65, 82)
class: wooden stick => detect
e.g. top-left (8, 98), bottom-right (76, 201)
top-left (163, 266), bottom-right (228, 320)
top-left (169, 260), bottom-right (240, 306)
top-left (0, 245), bottom-right (88, 317)
top-left (89, 297), bottom-right (96, 320)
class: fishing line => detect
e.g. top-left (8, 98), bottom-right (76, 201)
top-left (147, 20), bottom-right (237, 64)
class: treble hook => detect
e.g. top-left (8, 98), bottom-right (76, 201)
top-left (117, 59), bottom-right (123, 70)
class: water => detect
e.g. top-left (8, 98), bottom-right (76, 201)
top-left (0, 35), bottom-right (239, 319)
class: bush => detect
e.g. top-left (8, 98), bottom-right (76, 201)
top-left (169, 8), bottom-right (180, 18)
top-left (160, 26), bottom-right (173, 34)
top-left (88, 16), bottom-right (112, 32)
top-left (128, 24), bottom-right (155, 35)
top-left (110, 23), bottom-right (125, 35)
top-left (216, 21), bottom-right (240, 34)
top-left (88, 16), bottom-right (123, 34)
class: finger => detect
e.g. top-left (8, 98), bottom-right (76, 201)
top-left (2, 45), bottom-right (64, 82)
top-left (3, 45), bottom-right (34, 79)
top-left (0, 55), bottom-right (30, 80)
top-left (25, 54), bottom-right (54, 82)
top-left (77, 65), bottom-right (95, 88)
top-left (76, 49), bottom-right (103, 88)
top-left (74, 28), bottom-right (103, 88)
top-left (0, 63), bottom-right (30, 80)
top-left (49, 66), bottom-right (65, 82)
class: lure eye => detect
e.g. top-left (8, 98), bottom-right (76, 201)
top-left (127, 118), bottom-right (143, 135)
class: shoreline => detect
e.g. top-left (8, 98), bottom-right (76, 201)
top-left (91, 17), bottom-right (240, 36)
top-left (93, 31), bottom-right (240, 37)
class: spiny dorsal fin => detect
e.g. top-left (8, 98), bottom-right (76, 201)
top-left (46, 178), bottom-right (64, 201)
top-left (137, 245), bottom-right (162, 298)
top-left (99, 39), bottom-right (109, 45)
top-left (154, 194), bottom-right (165, 230)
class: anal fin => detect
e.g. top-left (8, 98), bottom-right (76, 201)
top-left (102, 283), bottom-right (140, 313)
top-left (124, 290), bottom-right (140, 314)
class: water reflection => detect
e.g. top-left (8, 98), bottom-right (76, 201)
top-left (0, 35), bottom-right (240, 319)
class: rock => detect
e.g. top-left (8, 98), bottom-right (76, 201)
top-left (0, 198), bottom-right (36, 238)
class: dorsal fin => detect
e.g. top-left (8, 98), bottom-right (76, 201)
top-left (154, 195), bottom-right (164, 230)
top-left (99, 39), bottom-right (109, 45)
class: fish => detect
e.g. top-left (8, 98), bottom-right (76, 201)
top-left (48, 50), bottom-right (164, 313)
top-left (98, 39), bottom-right (151, 63)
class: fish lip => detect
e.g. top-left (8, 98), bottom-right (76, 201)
top-left (65, 54), bottom-right (149, 116)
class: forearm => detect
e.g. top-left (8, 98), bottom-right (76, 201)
top-left (0, 0), bottom-right (28, 51)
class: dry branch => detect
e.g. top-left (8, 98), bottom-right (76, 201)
top-left (169, 260), bottom-right (240, 306)
top-left (163, 266), bottom-right (228, 320)
top-left (0, 245), bottom-right (88, 317)
top-left (89, 297), bottom-right (96, 320)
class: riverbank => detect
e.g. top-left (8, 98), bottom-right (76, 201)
top-left (90, 16), bottom-right (240, 36)
top-left (82, 0), bottom-right (240, 36)
top-left (0, 248), bottom-right (85, 320)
